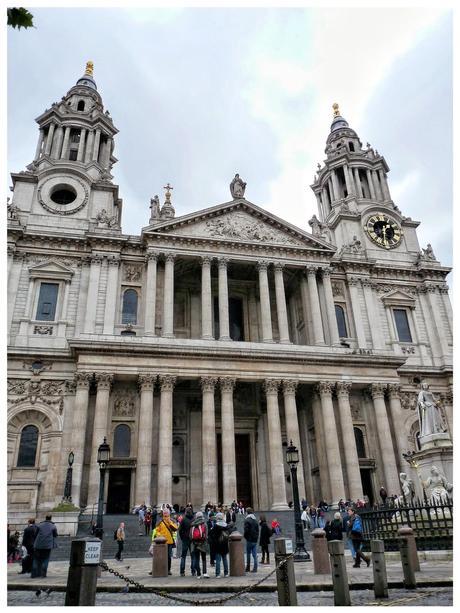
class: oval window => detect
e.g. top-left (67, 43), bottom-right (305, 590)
top-left (50, 186), bottom-right (77, 205)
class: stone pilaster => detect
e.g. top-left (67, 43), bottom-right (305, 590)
top-left (144, 252), bottom-right (158, 336)
top-left (263, 379), bottom-right (288, 510)
top-left (257, 261), bottom-right (273, 342)
top-left (335, 381), bottom-right (363, 500)
top-left (87, 373), bottom-right (113, 506)
top-left (281, 380), bottom-right (306, 499)
top-left (44, 122), bottom-right (55, 156)
top-left (34, 128), bottom-right (44, 161)
top-left (61, 126), bottom-right (71, 159)
top-left (201, 256), bottom-right (213, 340)
top-left (366, 169), bottom-right (376, 199)
top-left (321, 268), bottom-right (340, 345)
top-left (77, 128), bottom-right (87, 162)
top-left (84, 130), bottom-right (94, 163)
top-left (220, 377), bottom-right (237, 505)
top-left (162, 254), bottom-right (175, 338)
top-left (347, 276), bottom-right (367, 348)
top-left (83, 254), bottom-right (102, 334)
top-left (136, 374), bottom-right (156, 505)
top-left (201, 377), bottom-right (218, 504)
top-left (92, 128), bottom-right (101, 161)
top-left (103, 257), bottom-right (120, 335)
top-left (362, 279), bottom-right (383, 350)
top-left (370, 383), bottom-right (400, 494)
top-left (51, 125), bottom-right (63, 159)
top-left (157, 375), bottom-right (176, 505)
top-left (274, 263), bottom-right (290, 344)
top-left (306, 266), bottom-right (325, 345)
top-left (353, 167), bottom-right (363, 198)
top-left (387, 384), bottom-right (409, 471)
top-left (218, 258), bottom-right (230, 341)
top-left (71, 372), bottom-right (93, 506)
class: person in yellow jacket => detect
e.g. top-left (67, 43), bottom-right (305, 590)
top-left (151, 509), bottom-right (178, 575)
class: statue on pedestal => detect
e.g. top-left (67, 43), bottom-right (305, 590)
top-left (398, 472), bottom-right (415, 505)
top-left (230, 174), bottom-right (246, 199)
top-left (417, 382), bottom-right (445, 438)
top-left (424, 465), bottom-right (452, 504)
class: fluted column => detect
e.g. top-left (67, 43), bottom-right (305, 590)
top-left (77, 128), bottom-right (87, 162)
top-left (162, 254), bottom-right (175, 338)
top-left (144, 252), bottom-right (158, 336)
top-left (353, 167), bottom-right (363, 198)
top-left (157, 375), bottom-right (176, 506)
top-left (347, 276), bottom-right (367, 348)
top-left (274, 263), bottom-right (290, 343)
top-left (51, 126), bottom-right (63, 159)
top-left (335, 382), bottom-right (363, 500)
top-left (362, 279), bottom-right (383, 350)
top-left (372, 170), bottom-right (383, 200)
top-left (387, 384), bottom-right (409, 471)
top-left (217, 258), bottom-right (230, 340)
top-left (331, 170), bottom-right (340, 201)
top-left (263, 379), bottom-right (288, 510)
top-left (71, 372), bottom-right (92, 506)
top-left (34, 128), bottom-right (44, 161)
top-left (84, 130), bottom-right (94, 163)
top-left (379, 169), bottom-right (391, 200)
top-left (44, 123), bottom-right (55, 156)
top-left (136, 374), bottom-right (156, 505)
top-left (370, 383), bottom-right (400, 493)
top-left (343, 165), bottom-right (354, 196)
top-left (257, 261), bottom-right (273, 342)
top-left (201, 256), bottom-right (213, 340)
top-left (220, 377), bottom-right (237, 505)
top-left (306, 266), bottom-right (325, 345)
top-left (61, 126), bottom-right (71, 159)
top-left (92, 128), bottom-right (101, 161)
top-left (366, 169), bottom-right (376, 199)
top-left (87, 373), bottom-right (113, 506)
top-left (317, 382), bottom-right (345, 503)
top-left (321, 268), bottom-right (340, 345)
top-left (103, 257), bottom-right (120, 334)
top-left (201, 377), bottom-right (218, 504)
top-left (282, 380), bottom-right (306, 499)
top-left (84, 255), bottom-right (102, 334)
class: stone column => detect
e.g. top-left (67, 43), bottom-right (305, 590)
top-left (312, 392), bottom-right (331, 501)
top-left (343, 165), bottom-right (354, 196)
top-left (362, 279), bottom-right (383, 350)
top-left (220, 377), bottom-right (237, 505)
top-left (77, 128), bottom-right (87, 162)
top-left (274, 263), bottom-right (290, 343)
top-left (263, 379), bottom-right (289, 510)
top-left (201, 377), bottom-right (218, 504)
top-left (83, 255), bottom-right (102, 334)
top-left (92, 128), bottom-right (101, 162)
top-left (331, 170), bottom-right (340, 201)
top-left (366, 169), bottom-right (376, 199)
top-left (87, 373), bottom-right (113, 506)
top-left (426, 285), bottom-right (450, 358)
top-left (282, 380), bottom-right (306, 500)
top-left (328, 177), bottom-right (334, 203)
top-left (353, 168), bottom-right (363, 198)
top-left (372, 170), bottom-right (383, 200)
top-left (387, 384), bottom-right (409, 471)
top-left (347, 276), bottom-right (367, 348)
top-left (300, 276), bottom-right (313, 344)
top-left (136, 374), bottom-right (156, 506)
top-left (71, 372), bottom-right (93, 507)
top-left (370, 383), bottom-right (400, 494)
top-left (103, 257), bottom-right (120, 335)
top-left (51, 126), bottom-right (63, 159)
top-left (321, 269), bottom-right (340, 345)
top-left (322, 187), bottom-right (330, 213)
top-left (144, 252), bottom-right (158, 336)
top-left (44, 123), bottom-right (55, 156)
top-left (257, 261), bottom-right (273, 342)
top-left (379, 169), bottom-right (391, 200)
top-left (84, 130), bottom-right (94, 163)
top-left (59, 279), bottom-right (71, 321)
top-left (317, 382), bottom-right (345, 503)
top-left (157, 375), bottom-right (176, 506)
top-left (306, 266), bottom-right (325, 345)
top-left (335, 382), bottom-right (363, 500)
top-left (34, 128), bottom-right (44, 161)
top-left (162, 254), bottom-right (175, 338)
top-left (61, 126), bottom-right (71, 159)
top-left (201, 256), bottom-right (213, 340)
top-left (217, 258), bottom-right (230, 340)
top-left (7, 250), bottom-right (21, 338)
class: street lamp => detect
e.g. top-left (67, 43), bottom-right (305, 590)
top-left (63, 451), bottom-right (74, 502)
top-left (286, 440), bottom-right (311, 561)
top-left (95, 438), bottom-right (110, 540)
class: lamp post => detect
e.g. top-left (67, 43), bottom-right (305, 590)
top-left (63, 451), bottom-right (74, 502)
top-left (286, 440), bottom-right (311, 561)
top-left (95, 438), bottom-right (110, 540)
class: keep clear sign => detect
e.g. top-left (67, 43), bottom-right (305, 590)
top-left (84, 541), bottom-right (102, 564)
top-left (284, 539), bottom-right (293, 554)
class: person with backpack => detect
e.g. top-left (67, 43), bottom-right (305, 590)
top-left (179, 507), bottom-right (194, 576)
top-left (244, 507), bottom-right (259, 573)
top-left (347, 508), bottom-right (370, 568)
top-left (114, 522), bottom-right (125, 561)
top-left (189, 511), bottom-right (209, 578)
top-left (258, 514), bottom-right (272, 565)
top-left (209, 512), bottom-right (229, 578)
top-left (152, 509), bottom-right (178, 575)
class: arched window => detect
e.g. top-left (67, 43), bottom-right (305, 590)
top-left (335, 304), bottom-right (348, 338)
top-left (113, 424), bottom-right (131, 457)
top-left (354, 427), bottom-right (366, 458)
top-left (17, 425), bottom-right (39, 467)
top-left (77, 100), bottom-right (85, 111)
top-left (122, 289), bottom-right (138, 325)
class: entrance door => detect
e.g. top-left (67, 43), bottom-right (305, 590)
top-left (360, 469), bottom-right (374, 506)
top-left (235, 434), bottom-right (252, 507)
top-left (107, 469), bottom-right (131, 514)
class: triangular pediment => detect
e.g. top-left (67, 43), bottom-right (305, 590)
top-left (143, 200), bottom-right (335, 251)
top-left (381, 289), bottom-right (416, 306)
top-left (28, 259), bottom-right (74, 279)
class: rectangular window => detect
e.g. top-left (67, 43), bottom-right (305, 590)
top-left (36, 282), bottom-right (59, 321)
top-left (393, 308), bottom-right (412, 342)
top-left (69, 149), bottom-right (78, 161)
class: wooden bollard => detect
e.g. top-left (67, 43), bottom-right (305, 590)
top-left (65, 537), bottom-right (101, 606)
top-left (311, 528), bottom-right (330, 574)
top-left (152, 536), bottom-right (168, 577)
top-left (398, 525), bottom-right (420, 571)
top-left (328, 539), bottom-right (351, 606)
top-left (274, 538), bottom-right (297, 606)
top-left (229, 531), bottom-right (245, 577)
top-left (398, 533), bottom-right (416, 589)
top-left (371, 539), bottom-right (388, 598)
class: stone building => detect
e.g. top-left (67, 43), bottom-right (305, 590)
top-left (7, 64), bottom-right (453, 523)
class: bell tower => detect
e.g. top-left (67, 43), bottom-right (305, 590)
top-left (10, 61), bottom-right (122, 233)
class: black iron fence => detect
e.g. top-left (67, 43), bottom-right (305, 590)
top-left (357, 495), bottom-right (453, 551)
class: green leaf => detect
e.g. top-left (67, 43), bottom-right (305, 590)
top-left (7, 7), bottom-right (35, 30)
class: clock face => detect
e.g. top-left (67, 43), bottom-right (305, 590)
top-left (365, 213), bottom-right (402, 249)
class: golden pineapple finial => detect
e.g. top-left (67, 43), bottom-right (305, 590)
top-left (85, 61), bottom-right (94, 76)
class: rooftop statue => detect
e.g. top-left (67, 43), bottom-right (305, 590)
top-left (230, 174), bottom-right (246, 199)
top-left (417, 382), bottom-right (446, 438)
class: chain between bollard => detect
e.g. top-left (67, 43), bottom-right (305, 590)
top-left (99, 555), bottom-right (295, 606)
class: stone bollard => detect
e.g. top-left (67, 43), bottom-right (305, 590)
top-left (229, 531), bottom-right (245, 577)
top-left (65, 537), bottom-right (101, 606)
top-left (398, 525), bottom-right (420, 571)
top-left (274, 538), bottom-right (297, 606)
top-left (152, 536), bottom-right (168, 577)
top-left (371, 539), bottom-right (388, 599)
top-left (328, 539), bottom-right (351, 606)
top-left (311, 529), bottom-right (331, 574)
top-left (398, 531), bottom-right (417, 589)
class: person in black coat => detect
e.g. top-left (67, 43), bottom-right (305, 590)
top-left (258, 514), bottom-right (272, 564)
top-left (20, 519), bottom-right (38, 574)
top-left (325, 513), bottom-right (343, 541)
top-left (209, 513), bottom-right (230, 577)
top-left (31, 515), bottom-right (58, 578)
top-left (243, 508), bottom-right (259, 572)
top-left (179, 507), bottom-right (194, 576)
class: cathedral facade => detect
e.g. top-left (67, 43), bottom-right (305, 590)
top-left (7, 64), bottom-right (453, 523)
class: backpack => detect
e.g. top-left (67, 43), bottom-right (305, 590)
top-left (192, 525), bottom-right (205, 541)
top-left (114, 529), bottom-right (118, 541)
top-left (218, 529), bottom-right (229, 546)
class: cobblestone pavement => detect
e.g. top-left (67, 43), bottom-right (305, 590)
top-left (7, 587), bottom-right (453, 606)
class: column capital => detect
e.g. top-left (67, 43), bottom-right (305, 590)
top-left (164, 253), bottom-right (175, 264)
top-left (387, 383), bottom-right (401, 398)
top-left (257, 260), bottom-right (269, 272)
top-left (74, 372), bottom-right (93, 389)
top-left (263, 379), bottom-right (281, 395)
top-left (217, 257), bottom-right (229, 269)
top-left (306, 265), bottom-right (318, 276)
top-left (321, 267), bottom-right (331, 279)
top-left (336, 381), bottom-right (352, 397)
top-left (159, 374), bottom-right (176, 391)
top-left (282, 379), bottom-right (298, 395)
top-left (370, 382), bottom-right (385, 399)
top-left (274, 262), bottom-right (285, 273)
top-left (90, 254), bottom-right (103, 265)
top-left (107, 255), bottom-right (120, 267)
top-left (348, 276), bottom-right (361, 287)
top-left (95, 372), bottom-right (113, 390)
top-left (220, 377), bottom-right (236, 392)
top-left (316, 381), bottom-right (334, 397)
top-left (201, 255), bottom-right (212, 266)
top-left (201, 376), bottom-right (218, 392)
top-left (146, 251), bottom-right (159, 263)
top-left (138, 373), bottom-right (157, 391)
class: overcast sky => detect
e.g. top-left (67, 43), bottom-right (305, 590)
top-left (7, 7), bottom-right (452, 271)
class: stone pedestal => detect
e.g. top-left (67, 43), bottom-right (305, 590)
top-left (408, 434), bottom-right (453, 501)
